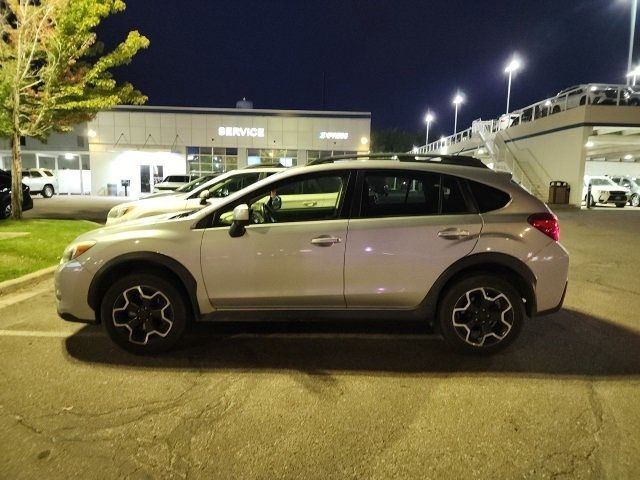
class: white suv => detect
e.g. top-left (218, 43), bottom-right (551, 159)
top-left (106, 166), bottom-right (284, 225)
top-left (582, 175), bottom-right (629, 208)
top-left (56, 154), bottom-right (569, 355)
top-left (21, 168), bottom-right (58, 198)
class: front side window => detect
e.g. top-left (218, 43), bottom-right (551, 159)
top-left (216, 173), bottom-right (348, 226)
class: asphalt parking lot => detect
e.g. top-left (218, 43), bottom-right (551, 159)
top-left (1, 208), bottom-right (639, 479)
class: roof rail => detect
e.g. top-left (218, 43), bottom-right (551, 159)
top-left (307, 152), bottom-right (488, 169)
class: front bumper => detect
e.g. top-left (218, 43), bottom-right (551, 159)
top-left (55, 260), bottom-right (97, 323)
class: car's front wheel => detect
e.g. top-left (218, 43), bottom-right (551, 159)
top-left (631, 194), bottom-right (640, 207)
top-left (438, 275), bottom-right (524, 354)
top-left (101, 274), bottom-right (189, 354)
top-left (1, 202), bottom-right (10, 219)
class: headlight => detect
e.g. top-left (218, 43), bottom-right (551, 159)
top-left (60, 241), bottom-right (96, 264)
top-left (107, 206), bottom-right (135, 219)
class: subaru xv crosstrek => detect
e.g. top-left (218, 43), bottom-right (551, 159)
top-left (56, 154), bottom-right (569, 355)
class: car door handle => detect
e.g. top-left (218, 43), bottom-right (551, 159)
top-left (304, 201), bottom-right (317, 207)
top-left (311, 236), bottom-right (342, 246)
top-left (437, 229), bottom-right (470, 239)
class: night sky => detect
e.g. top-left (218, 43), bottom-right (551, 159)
top-left (99, 0), bottom-right (635, 138)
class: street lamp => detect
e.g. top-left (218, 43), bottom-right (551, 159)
top-left (627, 65), bottom-right (640, 85)
top-left (628, 0), bottom-right (638, 83)
top-left (424, 111), bottom-right (435, 145)
top-left (504, 57), bottom-right (522, 114)
top-left (452, 93), bottom-right (464, 135)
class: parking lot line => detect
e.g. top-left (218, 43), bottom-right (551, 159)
top-left (0, 329), bottom-right (101, 338)
top-left (0, 284), bottom-right (52, 310)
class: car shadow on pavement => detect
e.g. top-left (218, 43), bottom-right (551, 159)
top-left (64, 308), bottom-right (640, 378)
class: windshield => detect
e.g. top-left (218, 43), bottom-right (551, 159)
top-left (175, 175), bottom-right (217, 193)
top-left (205, 173), bottom-right (262, 198)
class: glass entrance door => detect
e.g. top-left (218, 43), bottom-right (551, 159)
top-left (140, 165), bottom-right (151, 193)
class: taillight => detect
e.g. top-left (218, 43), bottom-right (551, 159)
top-left (528, 212), bottom-right (560, 241)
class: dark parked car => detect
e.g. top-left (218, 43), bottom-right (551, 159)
top-left (0, 171), bottom-right (34, 219)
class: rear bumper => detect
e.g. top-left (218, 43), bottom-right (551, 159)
top-left (536, 281), bottom-right (567, 316)
top-left (527, 241), bottom-right (570, 315)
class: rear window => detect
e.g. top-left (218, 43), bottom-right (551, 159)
top-left (468, 181), bottom-right (511, 212)
top-left (164, 175), bottom-right (189, 183)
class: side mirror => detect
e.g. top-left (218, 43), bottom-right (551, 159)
top-left (229, 204), bottom-right (250, 238)
top-left (199, 190), bottom-right (211, 205)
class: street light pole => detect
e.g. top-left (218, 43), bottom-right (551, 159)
top-left (424, 111), bottom-right (434, 146)
top-left (504, 57), bottom-right (522, 114)
top-left (629, 0), bottom-right (638, 83)
top-left (452, 93), bottom-right (463, 135)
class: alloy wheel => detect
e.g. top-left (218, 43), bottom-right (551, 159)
top-left (451, 287), bottom-right (514, 347)
top-left (112, 285), bottom-right (174, 345)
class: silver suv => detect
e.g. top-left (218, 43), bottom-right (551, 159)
top-left (56, 154), bottom-right (569, 355)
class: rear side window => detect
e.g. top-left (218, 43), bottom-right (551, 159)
top-left (360, 172), bottom-right (475, 217)
top-left (468, 181), bottom-right (511, 212)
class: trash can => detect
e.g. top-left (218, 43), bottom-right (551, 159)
top-left (107, 183), bottom-right (118, 196)
top-left (548, 181), bottom-right (570, 204)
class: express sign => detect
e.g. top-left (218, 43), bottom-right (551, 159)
top-left (218, 126), bottom-right (265, 138)
top-left (319, 131), bottom-right (349, 140)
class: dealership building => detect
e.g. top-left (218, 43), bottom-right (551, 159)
top-left (0, 105), bottom-right (371, 197)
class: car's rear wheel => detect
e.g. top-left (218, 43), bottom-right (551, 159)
top-left (101, 274), bottom-right (188, 354)
top-left (42, 185), bottom-right (54, 198)
top-left (615, 203), bottom-right (626, 208)
top-left (438, 275), bottom-right (524, 354)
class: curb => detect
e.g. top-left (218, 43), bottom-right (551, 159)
top-left (0, 266), bottom-right (57, 297)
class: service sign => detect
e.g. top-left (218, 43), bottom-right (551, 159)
top-left (218, 126), bottom-right (265, 138)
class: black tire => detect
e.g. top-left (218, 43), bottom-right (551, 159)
top-left (631, 194), bottom-right (640, 208)
top-left (615, 203), bottom-right (625, 208)
top-left (552, 106), bottom-right (561, 114)
top-left (438, 275), bottom-right (525, 355)
top-left (629, 98), bottom-right (640, 106)
top-left (101, 274), bottom-right (189, 354)
top-left (0, 202), bottom-right (10, 219)
top-left (42, 184), bottom-right (54, 198)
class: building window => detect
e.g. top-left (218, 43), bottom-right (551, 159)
top-left (307, 150), bottom-right (357, 163)
top-left (247, 149), bottom-right (298, 167)
top-left (77, 136), bottom-right (86, 148)
top-left (186, 146), bottom-right (238, 176)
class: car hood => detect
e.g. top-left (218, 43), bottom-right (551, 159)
top-left (587, 185), bottom-right (629, 192)
top-left (74, 210), bottom-right (201, 244)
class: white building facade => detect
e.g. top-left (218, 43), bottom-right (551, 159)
top-left (1, 105), bottom-right (371, 198)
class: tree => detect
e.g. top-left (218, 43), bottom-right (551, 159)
top-left (370, 128), bottom-right (425, 153)
top-left (0, 0), bottom-right (149, 219)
